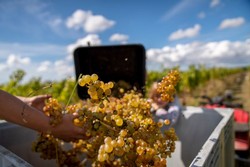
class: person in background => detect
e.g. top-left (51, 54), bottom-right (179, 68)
top-left (148, 82), bottom-right (182, 127)
top-left (0, 89), bottom-right (88, 142)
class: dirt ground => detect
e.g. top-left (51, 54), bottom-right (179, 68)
top-left (179, 71), bottom-right (250, 112)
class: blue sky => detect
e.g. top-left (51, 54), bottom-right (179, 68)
top-left (0, 0), bottom-right (250, 83)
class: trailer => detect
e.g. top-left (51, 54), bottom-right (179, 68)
top-left (0, 106), bottom-right (234, 167)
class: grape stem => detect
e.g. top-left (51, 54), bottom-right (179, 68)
top-left (99, 120), bottom-right (117, 132)
top-left (27, 82), bottom-right (53, 97)
top-left (65, 74), bottom-right (83, 111)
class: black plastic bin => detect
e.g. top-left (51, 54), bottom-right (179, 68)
top-left (73, 44), bottom-right (146, 99)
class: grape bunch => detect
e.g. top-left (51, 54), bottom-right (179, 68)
top-left (32, 133), bottom-right (81, 166)
top-left (78, 74), bottom-right (114, 104)
top-left (156, 70), bottom-right (180, 103)
top-left (43, 98), bottom-right (63, 126)
top-left (32, 71), bottom-right (180, 167)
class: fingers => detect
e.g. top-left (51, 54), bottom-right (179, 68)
top-left (33, 94), bottom-right (51, 101)
top-left (45, 94), bottom-right (52, 99)
top-left (40, 94), bottom-right (52, 100)
top-left (74, 133), bottom-right (89, 140)
top-left (74, 123), bottom-right (91, 140)
top-left (72, 112), bottom-right (79, 118)
top-left (68, 114), bottom-right (90, 138)
top-left (58, 114), bottom-right (90, 142)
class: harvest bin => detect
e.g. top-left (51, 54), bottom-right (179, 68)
top-left (0, 145), bottom-right (32, 167)
top-left (0, 106), bottom-right (234, 167)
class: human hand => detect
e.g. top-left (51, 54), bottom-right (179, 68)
top-left (50, 113), bottom-right (89, 142)
top-left (151, 102), bottom-right (160, 111)
top-left (26, 95), bottom-right (51, 111)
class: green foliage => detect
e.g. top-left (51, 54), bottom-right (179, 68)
top-left (0, 69), bottom-right (80, 105)
top-left (1, 69), bottom-right (26, 95)
top-left (1, 65), bottom-right (250, 105)
top-left (147, 65), bottom-right (250, 94)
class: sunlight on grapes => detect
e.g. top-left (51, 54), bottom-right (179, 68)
top-left (32, 70), bottom-right (180, 167)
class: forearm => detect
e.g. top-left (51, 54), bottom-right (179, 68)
top-left (0, 90), bottom-right (50, 133)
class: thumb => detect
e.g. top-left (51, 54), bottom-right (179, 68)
top-left (41, 94), bottom-right (52, 99)
top-left (72, 112), bottom-right (80, 119)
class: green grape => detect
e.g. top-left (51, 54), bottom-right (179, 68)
top-left (119, 129), bottom-right (127, 137)
top-left (117, 138), bottom-right (125, 147)
top-left (84, 75), bottom-right (91, 83)
top-left (104, 89), bottom-right (111, 96)
top-left (107, 81), bottom-right (114, 88)
top-left (91, 74), bottom-right (98, 82)
top-left (111, 140), bottom-right (117, 147)
top-left (136, 146), bottom-right (144, 155)
top-left (32, 71), bottom-right (180, 167)
top-left (115, 117), bottom-right (123, 126)
top-left (104, 137), bottom-right (112, 144)
top-left (104, 143), bottom-right (113, 153)
top-left (78, 78), bottom-right (86, 87)
top-left (97, 153), bottom-right (105, 162)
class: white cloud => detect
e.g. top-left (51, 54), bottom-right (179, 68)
top-left (0, 42), bottom-right (66, 59)
top-left (168, 24), bottom-right (201, 41)
top-left (210, 0), bottom-right (220, 7)
top-left (0, 42), bottom-right (70, 84)
top-left (48, 18), bottom-right (63, 27)
top-left (162, 0), bottom-right (192, 20)
top-left (54, 60), bottom-right (74, 77)
top-left (66, 9), bottom-right (115, 33)
top-left (33, 59), bottom-right (74, 82)
top-left (0, 63), bottom-right (8, 71)
top-left (6, 54), bottom-right (30, 66)
top-left (0, 54), bottom-right (33, 83)
top-left (219, 17), bottom-right (245, 30)
top-left (6, 55), bottom-right (18, 66)
top-left (84, 15), bottom-right (115, 33)
top-left (146, 39), bottom-right (250, 70)
top-left (109, 33), bottom-right (129, 43)
top-left (37, 61), bottom-right (51, 72)
top-left (66, 34), bottom-right (102, 56)
top-left (66, 10), bottom-right (91, 30)
top-left (0, 35), bottom-right (102, 83)
top-left (198, 12), bottom-right (205, 19)
top-left (1, 39), bottom-right (250, 84)
top-left (35, 59), bottom-right (74, 82)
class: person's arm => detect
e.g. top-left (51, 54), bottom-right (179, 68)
top-left (0, 90), bottom-right (87, 142)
